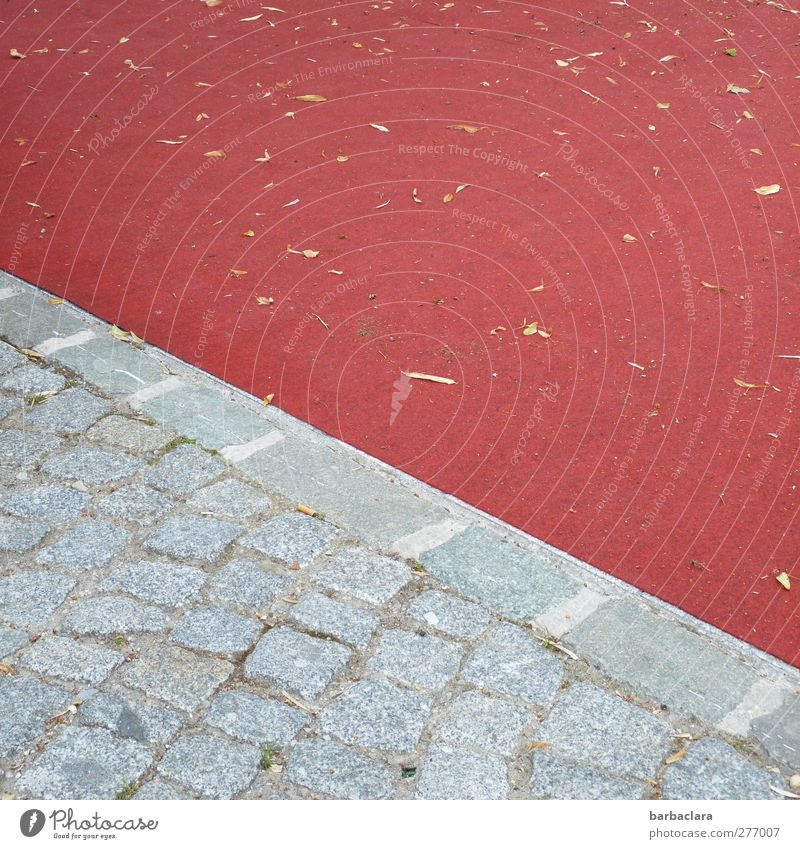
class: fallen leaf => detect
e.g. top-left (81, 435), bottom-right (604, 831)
top-left (442, 193), bottom-right (454, 203)
top-left (155, 139), bottom-right (183, 145)
top-left (294, 94), bottom-right (327, 102)
top-left (522, 322), bottom-right (539, 336)
top-left (700, 281), bottom-right (726, 293)
top-left (666, 749), bottom-right (687, 764)
top-left (203, 149), bottom-right (226, 159)
top-left (754, 183), bottom-right (780, 196)
top-left (240, 14), bottom-right (262, 21)
top-left (369, 123), bottom-right (389, 132)
top-left (659, 55), bottom-right (678, 62)
top-left (256, 296), bottom-right (274, 305)
top-left (110, 325), bottom-right (143, 344)
top-left (402, 371), bottom-right (457, 385)
top-left (230, 269), bottom-right (248, 278)
top-left (622, 233), bottom-right (637, 243)
top-left (776, 572), bottom-right (791, 591)
top-left (724, 47), bottom-right (737, 57)
top-left (656, 102), bottom-right (670, 109)
top-left (20, 348), bottom-right (43, 360)
top-left (448, 124), bottom-right (481, 134)
top-left (47, 297), bottom-right (65, 305)
top-left (726, 83), bottom-right (750, 93)
top-left (0, 663), bottom-right (15, 676)
top-left (263, 393), bottom-right (274, 406)
top-left (734, 377), bottom-right (766, 390)
top-left (336, 155), bottom-right (348, 162)
top-left (412, 187), bottom-right (422, 204)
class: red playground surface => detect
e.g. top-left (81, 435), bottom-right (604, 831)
top-left (2, 0), bottom-right (799, 664)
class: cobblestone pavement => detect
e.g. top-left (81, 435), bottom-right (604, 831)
top-left (1, 275), bottom-right (799, 800)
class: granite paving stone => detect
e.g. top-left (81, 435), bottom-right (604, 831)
top-left (121, 643), bottom-right (233, 711)
top-left (0, 570), bottom-right (75, 626)
top-left (368, 629), bottom-right (463, 690)
top-left (462, 623), bottom-right (564, 706)
top-left (437, 691), bottom-right (532, 755)
top-left (36, 520), bottom-right (130, 570)
top-left (134, 780), bottom-right (193, 800)
top-left (0, 394), bottom-right (17, 420)
top-left (17, 726), bottom-right (152, 800)
top-left (77, 693), bottom-right (184, 745)
top-left (101, 560), bottom-right (207, 606)
top-left (1, 365), bottom-right (65, 395)
top-left (208, 559), bottom-right (293, 608)
top-left (288, 592), bottom-right (379, 648)
top-left (313, 547), bottom-right (411, 604)
top-left (2, 484), bottom-right (90, 524)
top-left (751, 696), bottom-right (800, 771)
top-left (245, 626), bottom-right (351, 700)
top-left (42, 446), bottom-right (143, 484)
top-left (170, 606), bottom-right (262, 657)
top-left (416, 744), bottom-right (509, 800)
top-left (0, 429), bottom-right (62, 467)
top-left (26, 388), bottom-right (109, 433)
top-left (62, 596), bottom-right (169, 636)
top-left (188, 478), bottom-right (271, 517)
top-left (20, 635), bottom-right (123, 684)
top-left (0, 516), bottom-right (49, 552)
top-left (86, 414), bottom-right (171, 452)
top-left (242, 513), bottom-right (338, 566)
top-left (319, 680), bottom-right (432, 752)
top-left (0, 676), bottom-right (72, 757)
top-left (158, 733), bottom-right (260, 799)
top-left (145, 515), bottom-right (242, 563)
top-left (0, 624), bottom-right (28, 658)
top-left (535, 683), bottom-right (671, 781)
top-left (407, 590), bottom-right (491, 639)
top-left (205, 691), bottom-right (308, 746)
top-left (0, 340), bottom-right (25, 374)
top-left (285, 738), bottom-right (394, 800)
top-left (662, 738), bottom-right (776, 800)
top-left (531, 752), bottom-right (645, 800)
top-left (144, 443), bottom-right (225, 495)
top-left (96, 485), bottom-right (175, 527)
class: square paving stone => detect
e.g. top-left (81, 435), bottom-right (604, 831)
top-left (416, 744), bottom-right (509, 800)
top-left (144, 444), bottom-right (225, 496)
top-left (145, 515), bottom-right (242, 563)
top-left (0, 570), bottom-right (75, 626)
top-left (36, 520), bottom-right (130, 570)
top-left (535, 683), bottom-right (671, 781)
top-left (0, 624), bottom-right (28, 658)
top-left (288, 592), bottom-right (379, 648)
top-left (101, 560), bottom-right (206, 606)
top-left (42, 446), bottom-right (143, 484)
top-left (96, 485), bottom-right (175, 527)
top-left (407, 590), bottom-right (491, 639)
top-left (0, 429), bottom-right (62, 467)
top-left (285, 738), bottom-right (394, 800)
top-left (1, 365), bottom-right (65, 395)
top-left (170, 606), bottom-right (262, 658)
top-left (242, 513), bottom-right (338, 566)
top-left (438, 692), bottom-right (532, 755)
top-left (77, 693), bottom-right (184, 745)
top-left (134, 779), bottom-right (192, 800)
top-left (0, 516), bottom-right (49, 552)
top-left (188, 479), bottom-right (271, 518)
top-left (368, 629), bottom-right (463, 690)
top-left (206, 691), bottom-right (308, 746)
top-left (752, 696), bottom-right (800, 771)
top-left (462, 623), bottom-right (564, 705)
top-left (245, 626), bottom-right (351, 700)
top-left (313, 547), bottom-right (411, 604)
top-left (21, 635), bottom-right (123, 684)
top-left (121, 643), bottom-right (233, 711)
top-left (662, 738), bottom-right (775, 800)
top-left (0, 341), bottom-right (25, 374)
top-left (208, 559), bottom-right (294, 609)
top-left (27, 388), bottom-right (110, 433)
top-left (86, 415), bottom-right (171, 452)
top-left (0, 394), bottom-right (17, 420)
top-left (17, 726), bottom-right (152, 800)
top-left (2, 484), bottom-right (90, 524)
top-left (0, 676), bottom-right (72, 757)
top-left (159, 733), bottom-right (260, 799)
top-left (319, 680), bottom-right (432, 753)
top-left (531, 751), bottom-right (645, 800)
top-left (62, 596), bottom-right (168, 636)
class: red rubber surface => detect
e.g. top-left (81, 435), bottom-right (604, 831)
top-left (2, 1), bottom-right (799, 664)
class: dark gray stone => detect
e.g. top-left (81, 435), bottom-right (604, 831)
top-left (170, 606), bottom-right (262, 657)
top-left (206, 691), bottom-right (308, 746)
top-left (286, 738), bottom-right (394, 799)
top-left (36, 520), bottom-right (130, 570)
top-left (313, 547), bottom-right (411, 604)
top-left (145, 515), bottom-right (242, 562)
top-left (77, 693), bottom-right (184, 745)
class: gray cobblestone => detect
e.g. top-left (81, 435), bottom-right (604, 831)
top-left (0, 341), bottom-right (25, 374)
top-left (242, 513), bottom-right (338, 566)
top-left (0, 624), bottom-right (28, 658)
top-left (0, 570), bottom-right (75, 626)
top-left (416, 744), bottom-right (509, 800)
top-left (2, 484), bottom-right (90, 524)
top-left (288, 592), bottom-right (379, 648)
top-left (188, 479), bottom-right (271, 518)
top-left (62, 596), bottom-right (169, 636)
top-left (97, 485), bottom-right (175, 527)
top-left (20, 635), bottom-right (123, 684)
top-left (101, 560), bottom-right (206, 606)
top-left (531, 751), bottom-right (645, 800)
top-left (1, 365), bottom-right (64, 395)
top-left (18, 726), bottom-right (152, 799)
top-left (86, 415), bottom-right (170, 452)
top-left (208, 559), bottom-right (293, 608)
top-left (535, 683), bottom-right (671, 781)
top-left (752, 696), bottom-right (800, 771)
top-left (121, 643), bottom-right (233, 711)
top-left (27, 388), bottom-right (109, 433)
top-left (206, 691), bottom-right (308, 746)
top-left (286, 738), bottom-right (394, 799)
top-left (369, 629), bottom-right (463, 690)
top-left (77, 693), bottom-right (184, 745)
top-left (36, 520), bottom-right (130, 570)
top-left (319, 680), bottom-right (432, 752)
top-left (0, 394), bottom-right (17, 420)
top-left (462, 623), bottom-right (564, 705)
top-left (313, 547), bottom-right (411, 604)
top-left (134, 779), bottom-right (192, 800)
top-left (145, 515), bottom-right (242, 563)
top-left (0, 516), bottom-right (48, 552)
top-left (0, 429), bottom-right (62, 467)
top-left (407, 590), bottom-right (490, 639)
top-left (42, 446), bottom-right (142, 484)
top-left (170, 606), bottom-right (262, 657)
top-left (437, 691), bottom-right (532, 755)
top-left (0, 676), bottom-right (72, 757)
top-left (158, 733), bottom-right (260, 799)
top-left (245, 626), bottom-right (351, 699)
top-left (144, 444), bottom-right (225, 495)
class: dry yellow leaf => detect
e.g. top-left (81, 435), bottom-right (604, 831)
top-left (666, 749), bottom-right (687, 764)
top-left (448, 124), bottom-right (480, 134)
top-left (263, 393), bottom-right (274, 406)
top-left (47, 297), bottom-right (65, 305)
top-left (0, 663), bottom-right (15, 675)
top-left (256, 296), bottom-right (274, 305)
top-left (622, 233), bottom-right (637, 243)
top-left (522, 322), bottom-right (539, 336)
top-left (243, 230), bottom-right (255, 237)
top-left (204, 149), bottom-right (226, 159)
top-left (443, 193), bottom-right (454, 203)
top-left (294, 94), bottom-right (327, 102)
top-left (776, 572), bottom-right (791, 591)
top-left (657, 102), bottom-right (670, 109)
top-left (754, 184), bottom-right (780, 196)
top-left (726, 83), bottom-right (750, 94)
top-left (734, 377), bottom-right (766, 390)
top-left (336, 155), bottom-right (349, 162)
top-left (230, 269), bottom-right (248, 278)
top-left (555, 59), bottom-right (570, 67)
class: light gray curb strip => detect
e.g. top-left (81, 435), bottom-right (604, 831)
top-left (2, 271), bottom-right (798, 770)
